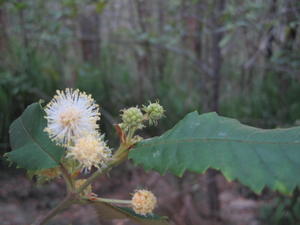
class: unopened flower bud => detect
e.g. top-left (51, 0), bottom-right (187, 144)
top-left (121, 107), bottom-right (144, 130)
top-left (143, 102), bottom-right (164, 125)
top-left (131, 189), bottom-right (157, 215)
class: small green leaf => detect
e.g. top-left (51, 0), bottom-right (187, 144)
top-left (6, 103), bottom-right (64, 170)
top-left (129, 112), bottom-right (300, 195)
top-left (14, 2), bottom-right (28, 10)
top-left (93, 201), bottom-right (169, 225)
top-left (219, 33), bottom-right (232, 47)
top-left (95, 0), bottom-right (107, 13)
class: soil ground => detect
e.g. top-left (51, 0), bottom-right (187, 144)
top-left (0, 165), bottom-right (268, 225)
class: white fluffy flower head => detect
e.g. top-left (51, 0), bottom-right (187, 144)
top-left (66, 134), bottom-right (111, 171)
top-left (44, 88), bottom-right (100, 145)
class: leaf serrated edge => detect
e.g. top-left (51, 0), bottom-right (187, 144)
top-left (6, 103), bottom-right (64, 170)
top-left (129, 112), bottom-right (298, 196)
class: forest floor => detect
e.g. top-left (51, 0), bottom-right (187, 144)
top-left (0, 164), bottom-right (271, 225)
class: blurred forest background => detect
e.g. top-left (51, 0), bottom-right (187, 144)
top-left (1, 0), bottom-right (300, 225)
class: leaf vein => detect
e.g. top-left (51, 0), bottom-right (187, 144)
top-left (19, 113), bottom-right (58, 165)
top-left (138, 137), bottom-right (300, 148)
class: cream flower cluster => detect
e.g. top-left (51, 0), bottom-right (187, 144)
top-left (131, 189), bottom-right (157, 215)
top-left (66, 134), bottom-right (111, 171)
top-left (44, 88), bottom-right (111, 171)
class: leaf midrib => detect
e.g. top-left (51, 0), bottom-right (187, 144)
top-left (19, 113), bottom-right (58, 165)
top-left (138, 137), bottom-right (300, 148)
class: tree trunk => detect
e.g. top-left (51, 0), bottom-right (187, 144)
top-left (79, 7), bottom-right (101, 64)
top-left (0, 8), bottom-right (7, 54)
top-left (18, 2), bottom-right (29, 50)
top-left (156, 0), bottom-right (167, 80)
top-left (206, 0), bottom-right (226, 221)
top-left (277, 0), bottom-right (298, 117)
top-left (135, 0), bottom-right (152, 102)
top-left (210, 0), bottom-right (225, 113)
top-left (265, 0), bottom-right (277, 59)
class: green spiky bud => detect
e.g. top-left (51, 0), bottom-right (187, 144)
top-left (143, 101), bottom-right (165, 125)
top-left (121, 107), bottom-right (144, 130)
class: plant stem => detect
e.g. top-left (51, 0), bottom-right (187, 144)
top-left (86, 197), bottom-right (132, 205)
top-left (31, 194), bottom-right (75, 225)
top-left (77, 164), bottom-right (113, 193)
top-left (59, 162), bottom-right (74, 193)
top-left (77, 144), bottom-right (129, 194)
top-left (32, 142), bottom-right (131, 225)
top-left (77, 156), bottom-right (122, 193)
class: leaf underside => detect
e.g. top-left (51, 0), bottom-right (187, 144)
top-left (129, 112), bottom-right (300, 195)
top-left (92, 201), bottom-right (169, 225)
top-left (6, 102), bottom-right (64, 170)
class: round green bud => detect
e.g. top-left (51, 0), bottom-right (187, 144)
top-left (121, 107), bottom-right (144, 129)
top-left (143, 102), bottom-right (165, 125)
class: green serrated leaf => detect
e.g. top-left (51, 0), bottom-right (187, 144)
top-left (129, 112), bottom-right (300, 195)
top-left (92, 201), bottom-right (169, 225)
top-left (6, 103), bottom-right (64, 170)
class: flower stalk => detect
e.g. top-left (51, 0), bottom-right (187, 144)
top-left (59, 163), bottom-right (74, 193)
top-left (31, 193), bottom-right (76, 225)
top-left (77, 143), bottom-right (130, 194)
top-left (84, 197), bottom-right (132, 205)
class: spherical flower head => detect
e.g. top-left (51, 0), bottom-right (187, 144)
top-left (75, 179), bottom-right (92, 196)
top-left (121, 107), bottom-right (144, 130)
top-left (143, 102), bottom-right (165, 125)
top-left (44, 88), bottom-right (100, 146)
top-left (66, 134), bottom-right (111, 172)
top-left (131, 189), bottom-right (157, 215)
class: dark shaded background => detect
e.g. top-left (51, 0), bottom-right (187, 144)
top-left (1, 0), bottom-right (300, 224)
